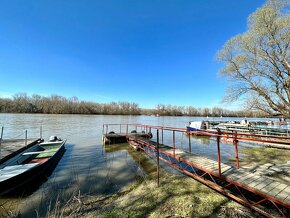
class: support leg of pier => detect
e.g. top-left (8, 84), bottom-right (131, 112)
top-left (157, 129), bottom-right (160, 187)
top-left (217, 134), bottom-right (221, 177)
top-left (234, 131), bottom-right (239, 169)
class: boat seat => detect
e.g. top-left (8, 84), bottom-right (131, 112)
top-left (22, 148), bottom-right (59, 156)
top-left (22, 151), bottom-right (45, 156)
top-left (36, 148), bottom-right (59, 158)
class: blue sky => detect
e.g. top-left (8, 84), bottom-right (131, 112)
top-left (0, 0), bottom-right (266, 109)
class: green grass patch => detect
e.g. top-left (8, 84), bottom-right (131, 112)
top-left (239, 146), bottom-right (290, 166)
top-left (64, 174), bottom-right (254, 218)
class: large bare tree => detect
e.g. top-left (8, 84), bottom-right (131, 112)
top-left (217, 0), bottom-right (290, 117)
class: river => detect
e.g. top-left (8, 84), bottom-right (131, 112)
top-left (0, 113), bottom-right (273, 217)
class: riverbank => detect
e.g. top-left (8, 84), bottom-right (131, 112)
top-left (47, 174), bottom-right (255, 218)
top-left (2, 143), bottom-right (289, 217)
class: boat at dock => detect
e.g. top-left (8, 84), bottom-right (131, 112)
top-left (0, 136), bottom-right (66, 195)
top-left (187, 120), bottom-right (290, 137)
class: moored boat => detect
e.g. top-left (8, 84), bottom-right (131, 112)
top-left (0, 136), bottom-right (66, 195)
top-left (186, 121), bottom-right (209, 131)
top-left (187, 119), bottom-right (290, 138)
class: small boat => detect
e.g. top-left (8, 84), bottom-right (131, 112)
top-left (0, 136), bottom-right (66, 195)
top-left (186, 121), bottom-right (209, 131)
top-left (216, 119), bottom-right (250, 129)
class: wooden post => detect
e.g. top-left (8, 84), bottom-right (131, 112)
top-left (217, 129), bottom-right (221, 177)
top-left (234, 131), bottom-right (239, 169)
top-left (173, 130), bottom-right (175, 158)
top-left (119, 124), bottom-right (122, 134)
top-left (157, 129), bottom-right (160, 187)
top-left (0, 126), bottom-right (3, 147)
top-left (106, 125), bottom-right (108, 134)
top-left (40, 126), bottom-right (42, 139)
top-left (126, 124), bottom-right (128, 134)
top-left (149, 127), bottom-right (152, 146)
top-left (25, 130), bottom-right (28, 146)
top-left (0, 127), bottom-right (3, 158)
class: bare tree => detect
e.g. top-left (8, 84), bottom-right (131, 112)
top-left (217, 0), bottom-right (290, 117)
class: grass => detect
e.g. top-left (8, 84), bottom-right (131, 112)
top-left (5, 143), bottom-right (287, 217)
top-left (56, 173), bottom-right (254, 218)
top-left (240, 146), bottom-right (290, 166)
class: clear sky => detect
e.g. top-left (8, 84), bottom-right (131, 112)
top-left (0, 0), bottom-right (266, 109)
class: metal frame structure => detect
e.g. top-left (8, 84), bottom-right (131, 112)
top-left (103, 124), bottom-right (290, 217)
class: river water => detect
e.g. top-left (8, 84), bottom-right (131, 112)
top-left (0, 113), bottom-right (273, 217)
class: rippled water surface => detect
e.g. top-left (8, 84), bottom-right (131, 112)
top-left (0, 114), bottom-right (272, 217)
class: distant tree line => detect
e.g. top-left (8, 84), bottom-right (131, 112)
top-left (0, 93), bottom-right (268, 117)
top-left (151, 104), bottom-right (267, 117)
top-left (0, 93), bottom-right (141, 115)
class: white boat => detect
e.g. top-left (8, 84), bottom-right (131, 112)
top-left (186, 121), bottom-right (208, 131)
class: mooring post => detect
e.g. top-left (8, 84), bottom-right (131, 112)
top-left (40, 126), bottom-right (42, 139)
top-left (188, 130), bottom-right (191, 153)
top-left (119, 124), bottom-right (122, 134)
top-left (149, 127), bottom-right (152, 146)
top-left (135, 127), bottom-right (137, 141)
top-left (126, 124), bottom-right (128, 134)
top-left (0, 126), bottom-right (3, 145)
top-left (216, 129), bottom-right (221, 177)
top-left (106, 124), bottom-right (108, 135)
top-left (234, 131), bottom-right (239, 169)
top-left (173, 130), bottom-right (176, 158)
top-left (25, 130), bottom-right (28, 146)
top-left (157, 129), bottom-right (160, 187)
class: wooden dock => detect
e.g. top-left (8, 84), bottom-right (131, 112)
top-left (129, 136), bottom-right (290, 217)
top-left (136, 137), bottom-right (290, 204)
top-left (0, 139), bottom-right (35, 159)
top-left (102, 132), bottom-right (151, 145)
top-left (103, 123), bottom-right (290, 217)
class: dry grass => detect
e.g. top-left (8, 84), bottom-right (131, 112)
top-left (54, 174), bottom-right (255, 218)
top-left (240, 146), bottom-right (290, 166)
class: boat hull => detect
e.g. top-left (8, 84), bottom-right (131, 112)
top-left (0, 140), bottom-right (66, 196)
top-left (186, 126), bottom-right (202, 131)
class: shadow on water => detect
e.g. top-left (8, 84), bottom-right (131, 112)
top-left (17, 143), bottom-right (161, 218)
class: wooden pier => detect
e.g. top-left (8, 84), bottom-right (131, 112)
top-left (103, 124), bottom-right (290, 217)
top-left (102, 132), bottom-right (150, 145)
top-left (102, 124), bottom-right (152, 145)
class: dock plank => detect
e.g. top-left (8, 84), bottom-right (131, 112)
top-left (268, 183), bottom-right (288, 197)
top-left (276, 186), bottom-right (290, 202)
top-left (284, 194), bottom-right (290, 204)
top-left (133, 137), bottom-right (290, 207)
top-left (254, 179), bottom-right (274, 190)
top-left (236, 173), bottom-right (256, 183)
top-left (261, 181), bottom-right (281, 194)
top-left (247, 177), bottom-right (266, 187)
top-left (241, 175), bottom-right (261, 186)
